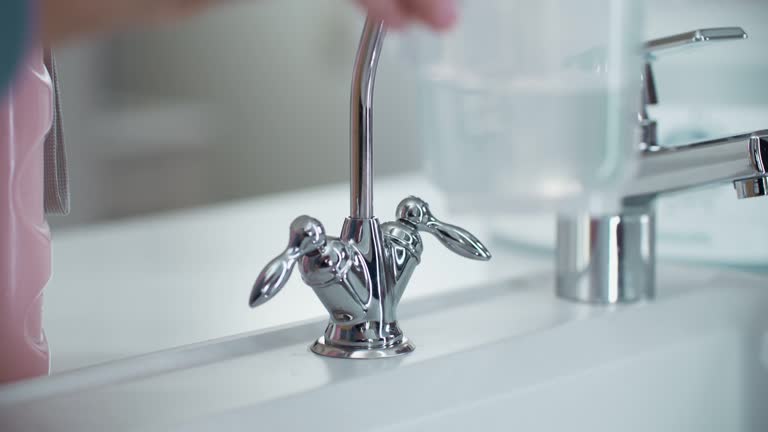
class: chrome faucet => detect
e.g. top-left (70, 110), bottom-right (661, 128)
top-left (557, 27), bottom-right (767, 304)
top-left (248, 19), bottom-right (491, 359)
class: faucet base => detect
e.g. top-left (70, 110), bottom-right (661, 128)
top-left (556, 199), bottom-right (656, 304)
top-left (310, 336), bottom-right (415, 359)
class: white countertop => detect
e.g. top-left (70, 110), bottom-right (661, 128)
top-left (45, 174), bottom-right (549, 373)
top-left (7, 246), bottom-right (767, 431)
top-left (8, 173), bottom-right (767, 432)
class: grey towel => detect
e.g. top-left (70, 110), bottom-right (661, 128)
top-left (43, 50), bottom-right (69, 215)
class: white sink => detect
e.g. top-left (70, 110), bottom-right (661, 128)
top-left (1, 265), bottom-right (766, 431)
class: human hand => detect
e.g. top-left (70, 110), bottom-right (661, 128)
top-left (39, 0), bottom-right (216, 45)
top-left (39, 0), bottom-right (456, 46)
top-left (354, 0), bottom-right (458, 31)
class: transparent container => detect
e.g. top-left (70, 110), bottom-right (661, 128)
top-left (403, 0), bottom-right (644, 214)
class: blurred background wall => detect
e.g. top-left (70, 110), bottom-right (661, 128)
top-left (51, 0), bottom-right (768, 227)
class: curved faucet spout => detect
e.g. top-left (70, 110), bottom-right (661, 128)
top-left (350, 19), bottom-right (386, 219)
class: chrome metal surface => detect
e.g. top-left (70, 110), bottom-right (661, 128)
top-left (251, 197), bottom-right (490, 358)
top-left (250, 18), bottom-right (491, 358)
top-left (627, 131), bottom-right (768, 197)
top-left (735, 176), bottom-right (768, 199)
top-left (557, 200), bottom-right (656, 304)
top-left (310, 336), bottom-right (415, 359)
top-left (394, 197), bottom-right (492, 261)
top-left (638, 27), bottom-right (747, 150)
top-left (557, 27), bottom-right (766, 304)
top-left (382, 197), bottom-right (492, 308)
top-left (644, 27), bottom-right (747, 55)
top-left (639, 62), bottom-right (659, 149)
top-left (249, 216), bottom-right (327, 307)
top-left (350, 20), bottom-right (385, 219)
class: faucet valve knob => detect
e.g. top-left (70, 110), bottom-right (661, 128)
top-left (249, 216), bottom-right (326, 307)
top-left (396, 197), bottom-right (492, 261)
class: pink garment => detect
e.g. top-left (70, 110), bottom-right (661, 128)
top-left (0, 49), bottom-right (53, 383)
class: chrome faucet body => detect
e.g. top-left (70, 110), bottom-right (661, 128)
top-left (248, 19), bottom-right (491, 359)
top-left (557, 27), bottom-right (767, 304)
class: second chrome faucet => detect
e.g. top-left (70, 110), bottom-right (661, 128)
top-left (248, 19), bottom-right (491, 359)
top-left (557, 27), bottom-right (768, 304)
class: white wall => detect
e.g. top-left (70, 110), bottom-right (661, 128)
top-left (53, 0), bottom-right (422, 227)
top-left (108, 0), bottom-right (422, 200)
top-left (51, 0), bottom-right (768, 227)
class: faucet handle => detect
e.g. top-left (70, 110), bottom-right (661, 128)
top-left (644, 27), bottom-right (747, 57)
top-left (638, 27), bottom-right (747, 149)
top-left (396, 197), bottom-right (492, 261)
top-left (249, 216), bottom-right (327, 307)
top-left (642, 27), bottom-right (747, 103)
